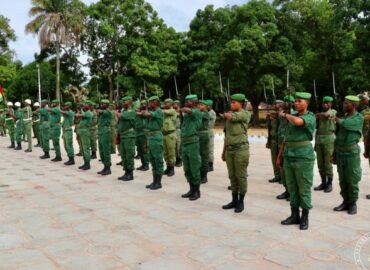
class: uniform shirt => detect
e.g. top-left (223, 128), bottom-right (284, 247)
top-left (78, 110), bottom-right (92, 130)
top-left (98, 109), bottom-right (113, 129)
top-left (63, 110), bottom-right (74, 130)
top-left (90, 111), bottom-right (98, 130)
top-left (267, 113), bottom-right (279, 142)
top-left (277, 116), bottom-right (287, 144)
top-left (117, 106), bottom-right (136, 138)
top-left (224, 109), bottom-right (251, 146)
top-left (200, 110), bottom-right (210, 132)
top-left (22, 106), bottom-right (32, 123)
top-left (316, 109), bottom-right (337, 144)
top-left (39, 108), bottom-right (50, 124)
top-left (15, 109), bottom-right (23, 123)
top-left (208, 109), bottom-right (216, 130)
top-left (335, 112), bottom-right (364, 147)
top-left (148, 108), bottom-right (163, 132)
top-left (135, 114), bottom-right (148, 136)
top-left (50, 108), bottom-right (61, 126)
top-left (162, 108), bottom-right (177, 133)
top-left (181, 108), bottom-right (202, 139)
top-left (284, 111), bottom-right (316, 160)
top-left (361, 106), bottom-right (370, 141)
top-left (32, 109), bottom-right (40, 124)
top-left (176, 113), bottom-right (181, 129)
top-left (5, 108), bottom-right (15, 124)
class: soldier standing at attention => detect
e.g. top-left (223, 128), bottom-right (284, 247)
top-left (5, 102), bottom-right (15, 148)
top-left (180, 95), bottom-right (202, 201)
top-left (97, 100), bottom-right (113, 176)
top-left (48, 100), bottom-right (62, 162)
top-left (74, 102), bottom-right (83, 157)
top-left (359, 95), bottom-right (370, 168)
top-left (90, 102), bottom-right (98, 160)
top-left (32, 102), bottom-right (41, 147)
top-left (173, 100), bottom-right (182, 167)
top-left (314, 96), bottom-right (336, 193)
top-left (109, 103), bottom-right (118, 154)
top-left (162, 98), bottom-right (177, 177)
top-left (277, 92), bottom-right (316, 230)
top-left (13, 102), bottom-right (23, 150)
top-left (75, 101), bottom-right (93, 170)
top-left (117, 96), bottom-right (136, 181)
top-left (221, 94), bottom-right (251, 213)
top-left (333, 96), bottom-right (364, 214)
top-left (140, 96), bottom-right (164, 190)
top-left (61, 101), bottom-right (75, 165)
top-left (135, 100), bottom-right (150, 171)
top-left (199, 100), bottom-right (210, 184)
top-left (38, 99), bottom-right (50, 159)
top-left (207, 99), bottom-right (216, 172)
top-left (22, 99), bottom-right (33, 152)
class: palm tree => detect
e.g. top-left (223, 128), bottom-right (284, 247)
top-left (26, 0), bottom-right (84, 100)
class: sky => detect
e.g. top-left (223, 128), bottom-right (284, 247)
top-left (1, 0), bottom-right (246, 64)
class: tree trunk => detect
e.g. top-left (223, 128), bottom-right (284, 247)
top-left (108, 74), bottom-right (114, 102)
top-left (56, 43), bottom-right (60, 101)
top-left (251, 101), bottom-right (260, 126)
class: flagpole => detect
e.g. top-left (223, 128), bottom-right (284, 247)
top-left (37, 64), bottom-right (42, 104)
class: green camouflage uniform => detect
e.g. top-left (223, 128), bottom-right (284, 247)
top-left (135, 113), bottom-right (149, 167)
top-left (62, 110), bottom-right (75, 159)
top-left (22, 106), bottom-right (33, 151)
top-left (39, 107), bottom-right (50, 153)
top-left (118, 106), bottom-right (136, 172)
top-left (208, 109), bottom-right (216, 163)
top-left (5, 108), bottom-right (15, 145)
top-left (50, 107), bottom-right (62, 158)
top-left (90, 110), bottom-right (98, 154)
top-left (147, 108), bottom-right (164, 177)
top-left (175, 112), bottom-right (182, 161)
top-left (110, 110), bottom-right (118, 154)
top-left (361, 106), bottom-right (370, 166)
top-left (162, 108), bottom-right (177, 167)
top-left (32, 109), bottom-right (40, 145)
top-left (14, 108), bottom-right (23, 144)
top-left (0, 112), bottom-right (6, 136)
top-left (267, 113), bottom-right (280, 180)
top-left (98, 109), bottom-right (113, 167)
top-left (200, 110), bottom-right (210, 180)
top-left (278, 116), bottom-right (288, 186)
top-left (79, 110), bottom-right (92, 165)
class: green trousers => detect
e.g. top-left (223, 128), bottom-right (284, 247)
top-left (176, 128), bottom-right (182, 160)
top-left (208, 130), bottom-right (215, 163)
top-left (278, 141), bottom-right (286, 186)
top-left (136, 134), bottom-right (149, 166)
top-left (15, 121), bottom-right (23, 144)
top-left (336, 147), bottom-right (362, 203)
top-left (98, 128), bottom-right (112, 167)
top-left (79, 129), bottom-right (91, 164)
top-left (6, 122), bottom-right (15, 144)
top-left (23, 121), bottom-right (32, 150)
top-left (63, 129), bottom-right (75, 159)
top-left (50, 125), bottom-right (61, 158)
top-left (111, 128), bottom-right (117, 154)
top-left (225, 143), bottom-right (249, 195)
top-left (316, 142), bottom-right (334, 177)
top-left (120, 136), bottom-right (135, 171)
top-left (163, 132), bottom-right (176, 166)
top-left (33, 123), bottom-right (40, 144)
top-left (90, 128), bottom-right (97, 152)
top-left (0, 123), bottom-right (6, 135)
top-left (270, 140), bottom-right (280, 179)
top-left (182, 140), bottom-right (201, 185)
top-left (284, 159), bottom-right (314, 210)
top-left (199, 132), bottom-right (210, 178)
top-left (148, 133), bottom-right (164, 177)
top-left (40, 124), bottom-right (50, 152)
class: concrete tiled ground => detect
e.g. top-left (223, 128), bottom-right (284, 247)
top-left (0, 135), bottom-right (369, 270)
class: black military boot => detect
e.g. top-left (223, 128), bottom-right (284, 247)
top-left (101, 166), bottom-right (111, 176)
top-left (208, 162), bottom-right (214, 172)
top-left (300, 209), bottom-right (309, 230)
top-left (227, 186), bottom-right (231, 190)
top-left (324, 176), bottom-right (333, 193)
top-left (235, 194), bottom-right (245, 213)
top-left (175, 158), bottom-right (182, 167)
top-left (189, 185), bottom-right (200, 201)
top-left (146, 176), bottom-right (155, 189)
top-left (333, 201), bottom-right (349, 211)
top-left (367, 194), bottom-right (370, 199)
top-left (181, 183), bottom-right (193, 198)
top-left (51, 156), bottom-right (62, 162)
top-left (116, 161), bottom-right (122, 166)
top-left (201, 175), bottom-right (208, 184)
top-left (15, 143), bottom-right (22, 150)
top-left (64, 158), bottom-right (75, 166)
top-left (150, 175), bottom-right (162, 190)
top-left (268, 177), bottom-right (279, 183)
top-left (281, 208), bottom-right (300, 225)
top-left (137, 164), bottom-right (149, 171)
top-left (91, 151), bottom-right (97, 160)
top-left (8, 142), bottom-right (15, 148)
top-left (276, 191), bottom-right (290, 200)
top-left (118, 171), bottom-right (128, 181)
top-left (163, 166), bottom-right (170, 175)
top-left (348, 202), bottom-right (357, 215)
top-left (222, 193), bottom-right (238, 210)
top-left (40, 152), bottom-right (50, 159)
top-left (167, 166), bottom-right (175, 177)
top-left (34, 143), bottom-right (41, 147)
top-left (314, 174), bottom-right (327, 191)
top-left (81, 163), bottom-right (91, 170)
top-left (134, 153), bottom-right (140, 159)
top-left (75, 152), bottom-right (83, 157)
top-left (97, 166), bottom-right (106, 174)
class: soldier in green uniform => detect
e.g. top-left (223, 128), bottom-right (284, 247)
top-left (365, 125), bottom-right (370, 199)
top-left (117, 96), bottom-right (136, 181)
top-left (48, 100), bottom-right (62, 162)
top-left (90, 103), bottom-right (98, 159)
top-left (221, 94), bottom-right (251, 213)
top-left (314, 96), bottom-right (336, 193)
top-left (97, 99), bottom-right (113, 175)
top-left (333, 96), bottom-right (364, 215)
top-left (61, 101), bottom-right (75, 165)
top-left (135, 100), bottom-right (150, 171)
top-left (199, 100), bottom-right (210, 184)
top-left (359, 95), bottom-right (370, 167)
top-left (74, 102), bottom-right (83, 157)
top-left (5, 102), bottom-right (15, 148)
top-left (14, 102), bottom-right (23, 150)
top-left (0, 110), bottom-right (6, 136)
top-left (207, 100), bottom-right (216, 172)
top-left (180, 95), bottom-right (202, 201)
top-left (277, 92), bottom-right (316, 230)
top-left (22, 99), bottom-right (33, 152)
top-left (162, 98), bottom-right (177, 177)
top-left (75, 101), bottom-right (93, 170)
top-left (38, 100), bottom-right (50, 159)
top-left (32, 102), bottom-right (41, 147)
top-left (140, 96), bottom-right (164, 190)
top-left (173, 100), bottom-right (182, 167)
top-left (109, 103), bottom-right (118, 154)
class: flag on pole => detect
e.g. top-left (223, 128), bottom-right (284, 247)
top-left (0, 85), bottom-right (4, 103)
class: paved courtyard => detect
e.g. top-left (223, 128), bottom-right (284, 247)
top-left (0, 134), bottom-right (369, 270)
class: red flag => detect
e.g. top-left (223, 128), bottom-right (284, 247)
top-left (0, 85), bottom-right (3, 95)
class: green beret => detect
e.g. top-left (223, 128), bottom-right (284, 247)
top-left (140, 100), bottom-right (147, 104)
top-left (295, 92), bottom-right (311, 100)
top-left (100, 99), bottom-right (110, 105)
top-left (207, 99), bottom-right (213, 106)
top-left (41, 99), bottom-right (48, 103)
top-left (174, 100), bottom-right (180, 104)
top-left (199, 100), bottom-right (208, 105)
top-left (148, 96), bottom-right (160, 102)
top-left (274, 100), bottom-right (284, 104)
top-left (185, 94), bottom-right (198, 100)
top-left (231, 93), bottom-right (246, 102)
top-left (164, 98), bottom-right (173, 103)
top-left (64, 101), bottom-right (72, 106)
top-left (345, 95), bottom-right (360, 102)
top-left (284, 95), bottom-right (295, 103)
top-left (121, 95), bottom-right (133, 101)
top-left (323, 96), bottom-right (333, 103)
top-left (52, 99), bottom-right (60, 103)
